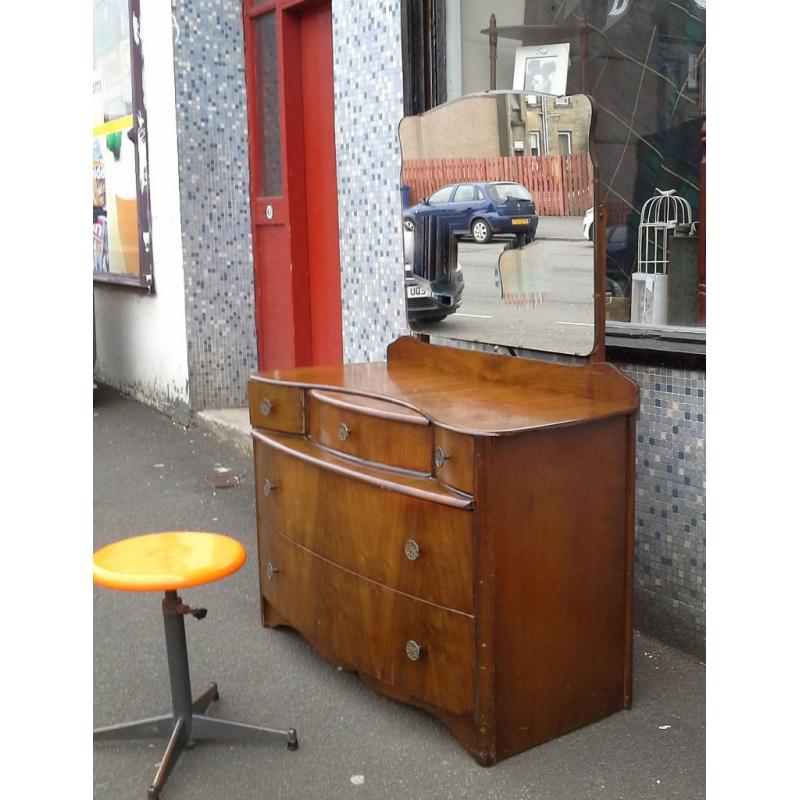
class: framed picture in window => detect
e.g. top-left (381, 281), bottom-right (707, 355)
top-left (512, 43), bottom-right (570, 98)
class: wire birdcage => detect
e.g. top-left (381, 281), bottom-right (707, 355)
top-left (630, 189), bottom-right (694, 325)
top-left (637, 189), bottom-right (693, 275)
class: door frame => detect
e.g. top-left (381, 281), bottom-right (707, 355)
top-left (243, 0), bottom-right (342, 370)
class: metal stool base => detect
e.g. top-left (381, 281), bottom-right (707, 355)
top-left (94, 591), bottom-right (298, 799)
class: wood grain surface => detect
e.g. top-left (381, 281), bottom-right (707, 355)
top-left (254, 437), bottom-right (475, 612)
top-left (261, 525), bottom-right (476, 715)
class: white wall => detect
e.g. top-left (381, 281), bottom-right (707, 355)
top-left (94, 0), bottom-right (190, 421)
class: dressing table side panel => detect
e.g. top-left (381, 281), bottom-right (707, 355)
top-left (491, 416), bottom-right (631, 760)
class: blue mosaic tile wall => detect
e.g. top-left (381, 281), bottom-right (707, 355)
top-left (172, 0), bottom-right (258, 409)
top-left (613, 360), bottom-right (706, 656)
top-left (331, 0), bottom-right (408, 363)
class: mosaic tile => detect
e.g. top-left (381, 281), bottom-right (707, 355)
top-left (172, 0), bottom-right (258, 409)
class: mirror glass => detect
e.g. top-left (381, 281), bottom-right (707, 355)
top-left (400, 91), bottom-right (596, 356)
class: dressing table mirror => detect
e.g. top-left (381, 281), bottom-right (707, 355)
top-left (400, 90), bottom-right (602, 358)
top-left (248, 83), bottom-right (639, 766)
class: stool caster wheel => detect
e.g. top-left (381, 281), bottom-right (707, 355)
top-left (287, 728), bottom-right (299, 751)
top-left (147, 785), bottom-right (160, 800)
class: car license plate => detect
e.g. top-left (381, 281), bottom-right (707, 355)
top-left (511, 218), bottom-right (529, 225)
top-left (407, 284), bottom-right (432, 298)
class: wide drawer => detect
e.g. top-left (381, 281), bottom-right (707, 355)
top-left (254, 434), bottom-right (474, 613)
top-left (261, 526), bottom-right (475, 716)
top-left (248, 380), bottom-right (305, 433)
top-left (308, 390), bottom-right (431, 473)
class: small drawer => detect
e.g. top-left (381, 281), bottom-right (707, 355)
top-left (254, 435), bottom-right (474, 612)
top-left (308, 390), bottom-right (430, 473)
top-left (248, 380), bottom-right (305, 433)
top-left (433, 427), bottom-right (474, 494)
top-left (261, 526), bottom-right (475, 716)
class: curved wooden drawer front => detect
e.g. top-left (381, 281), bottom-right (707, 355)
top-left (308, 390), bottom-right (431, 473)
top-left (255, 436), bottom-right (474, 613)
top-left (262, 527), bottom-right (475, 716)
top-left (434, 427), bottom-right (475, 494)
top-left (248, 381), bottom-right (305, 433)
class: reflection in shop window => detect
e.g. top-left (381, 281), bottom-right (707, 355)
top-left (93, 0), bottom-right (151, 288)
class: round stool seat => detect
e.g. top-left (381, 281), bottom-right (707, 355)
top-left (93, 531), bottom-right (247, 592)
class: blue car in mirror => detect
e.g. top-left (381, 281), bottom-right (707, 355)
top-left (406, 181), bottom-right (538, 245)
top-left (403, 181), bottom-right (538, 322)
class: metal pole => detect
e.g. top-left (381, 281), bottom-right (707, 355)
top-left (162, 591), bottom-right (194, 738)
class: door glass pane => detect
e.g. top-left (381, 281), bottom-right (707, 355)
top-left (255, 11), bottom-right (282, 197)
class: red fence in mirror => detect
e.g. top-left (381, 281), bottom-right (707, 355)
top-left (402, 154), bottom-right (592, 216)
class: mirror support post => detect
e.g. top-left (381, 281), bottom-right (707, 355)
top-left (590, 203), bottom-right (607, 363)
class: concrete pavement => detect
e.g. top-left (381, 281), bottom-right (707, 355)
top-left (94, 387), bottom-right (705, 800)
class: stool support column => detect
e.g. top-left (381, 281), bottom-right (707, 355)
top-left (162, 590), bottom-right (194, 738)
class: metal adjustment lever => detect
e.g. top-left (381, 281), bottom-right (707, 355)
top-left (175, 602), bottom-right (207, 620)
top-left (266, 562), bottom-right (280, 581)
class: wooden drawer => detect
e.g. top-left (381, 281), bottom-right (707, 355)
top-left (248, 380), bottom-right (305, 433)
top-left (254, 435), bottom-right (474, 612)
top-left (307, 390), bottom-right (431, 472)
top-left (262, 526), bottom-right (475, 716)
top-left (434, 427), bottom-right (474, 494)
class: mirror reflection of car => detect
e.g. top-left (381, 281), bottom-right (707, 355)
top-left (582, 207), bottom-right (636, 297)
top-left (403, 216), bottom-right (464, 323)
top-left (403, 181), bottom-right (538, 323)
top-left (410, 181), bottom-right (538, 245)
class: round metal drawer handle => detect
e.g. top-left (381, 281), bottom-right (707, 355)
top-left (266, 562), bottom-right (280, 581)
top-left (404, 539), bottom-right (421, 561)
top-left (260, 398), bottom-right (273, 416)
top-left (263, 479), bottom-right (278, 496)
top-left (434, 447), bottom-right (449, 469)
top-left (338, 422), bottom-right (350, 442)
top-left (405, 640), bottom-right (424, 662)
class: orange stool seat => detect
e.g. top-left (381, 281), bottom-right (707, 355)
top-left (94, 531), bottom-right (297, 800)
top-left (93, 531), bottom-right (246, 592)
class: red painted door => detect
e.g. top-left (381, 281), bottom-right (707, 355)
top-left (244, 0), bottom-right (343, 369)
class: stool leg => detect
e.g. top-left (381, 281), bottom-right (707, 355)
top-left (147, 716), bottom-right (187, 800)
top-left (192, 682), bottom-right (220, 714)
top-left (162, 591), bottom-right (194, 738)
top-left (94, 713), bottom-right (174, 741)
top-left (191, 714), bottom-right (298, 750)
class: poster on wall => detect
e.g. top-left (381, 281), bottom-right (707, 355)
top-left (93, 0), bottom-right (152, 289)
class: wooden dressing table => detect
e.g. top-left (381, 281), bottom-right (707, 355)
top-left (248, 335), bottom-right (638, 765)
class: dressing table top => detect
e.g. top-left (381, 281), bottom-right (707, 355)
top-left (251, 336), bottom-right (638, 436)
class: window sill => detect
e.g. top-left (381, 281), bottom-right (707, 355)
top-left (605, 323), bottom-right (706, 369)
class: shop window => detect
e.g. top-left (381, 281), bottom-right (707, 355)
top-left (93, 0), bottom-right (153, 290)
top-left (400, 0), bottom-right (706, 342)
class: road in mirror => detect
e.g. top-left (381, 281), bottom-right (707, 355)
top-left (400, 92), bottom-right (595, 356)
